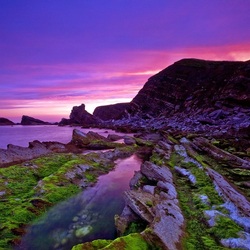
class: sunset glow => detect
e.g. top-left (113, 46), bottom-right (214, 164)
top-left (0, 1), bottom-right (249, 122)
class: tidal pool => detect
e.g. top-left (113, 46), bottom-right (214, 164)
top-left (17, 154), bottom-right (142, 250)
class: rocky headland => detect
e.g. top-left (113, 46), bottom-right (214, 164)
top-left (0, 58), bottom-right (250, 250)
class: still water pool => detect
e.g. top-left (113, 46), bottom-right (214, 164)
top-left (17, 154), bottom-right (142, 250)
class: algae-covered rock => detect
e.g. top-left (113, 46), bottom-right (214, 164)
top-left (71, 233), bottom-right (151, 250)
top-left (75, 225), bottom-right (92, 238)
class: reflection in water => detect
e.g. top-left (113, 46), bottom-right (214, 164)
top-left (18, 155), bottom-right (141, 250)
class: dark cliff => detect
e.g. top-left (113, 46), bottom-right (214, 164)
top-left (127, 58), bottom-right (250, 118)
top-left (93, 103), bottom-right (130, 121)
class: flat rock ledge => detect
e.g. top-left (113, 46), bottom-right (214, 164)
top-left (207, 168), bottom-right (250, 217)
top-left (116, 161), bottom-right (184, 250)
top-left (0, 141), bottom-right (67, 167)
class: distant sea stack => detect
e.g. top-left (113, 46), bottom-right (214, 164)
top-left (93, 103), bottom-right (130, 121)
top-left (59, 104), bottom-right (99, 127)
top-left (0, 117), bottom-right (15, 126)
top-left (21, 115), bottom-right (51, 125)
top-left (127, 58), bottom-right (250, 118)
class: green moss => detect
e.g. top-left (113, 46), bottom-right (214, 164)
top-left (88, 140), bottom-right (124, 149)
top-left (0, 152), bottom-right (118, 249)
top-left (209, 217), bottom-right (241, 239)
top-left (191, 167), bottom-right (223, 205)
top-left (168, 152), bottom-right (183, 168)
top-left (177, 179), bottom-right (223, 250)
top-left (102, 233), bottom-right (151, 250)
top-left (135, 138), bottom-right (154, 147)
top-left (172, 150), bottom-right (242, 250)
top-left (166, 134), bottom-right (179, 144)
top-left (71, 239), bottom-right (113, 250)
top-left (85, 173), bottom-right (97, 182)
top-left (201, 236), bottom-right (224, 249)
top-left (124, 221), bottom-right (148, 235)
top-left (12, 208), bottom-right (36, 223)
top-left (71, 234), bottom-right (152, 250)
top-left (146, 200), bottom-right (153, 207)
top-left (44, 184), bottom-right (80, 203)
top-left (150, 153), bottom-right (165, 166)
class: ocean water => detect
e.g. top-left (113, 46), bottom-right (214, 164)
top-left (0, 125), bottom-right (124, 149)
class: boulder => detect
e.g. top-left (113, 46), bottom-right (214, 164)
top-left (71, 129), bottom-right (117, 150)
top-left (71, 129), bottom-right (90, 147)
top-left (124, 136), bottom-right (136, 145)
top-left (141, 161), bottom-right (173, 183)
top-left (107, 134), bottom-right (123, 141)
top-left (123, 190), bottom-right (155, 223)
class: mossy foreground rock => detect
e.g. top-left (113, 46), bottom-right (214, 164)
top-left (0, 144), bottom-right (137, 249)
top-left (72, 233), bottom-right (152, 250)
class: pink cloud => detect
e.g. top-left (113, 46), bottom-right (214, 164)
top-left (1, 43), bottom-right (249, 122)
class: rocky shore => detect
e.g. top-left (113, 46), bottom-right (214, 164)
top-left (0, 58), bottom-right (249, 249)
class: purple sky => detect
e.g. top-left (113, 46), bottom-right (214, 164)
top-left (1, 0), bottom-right (250, 122)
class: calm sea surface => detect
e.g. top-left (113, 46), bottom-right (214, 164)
top-left (0, 125), bottom-right (122, 149)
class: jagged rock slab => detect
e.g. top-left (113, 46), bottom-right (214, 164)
top-left (207, 167), bottom-right (250, 217)
top-left (141, 161), bottom-right (173, 183)
top-left (0, 141), bottom-right (67, 167)
top-left (149, 200), bottom-right (184, 250)
top-left (193, 137), bottom-right (250, 169)
top-left (124, 190), bottom-right (155, 223)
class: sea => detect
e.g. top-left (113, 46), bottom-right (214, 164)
top-left (0, 125), bottom-right (123, 149)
